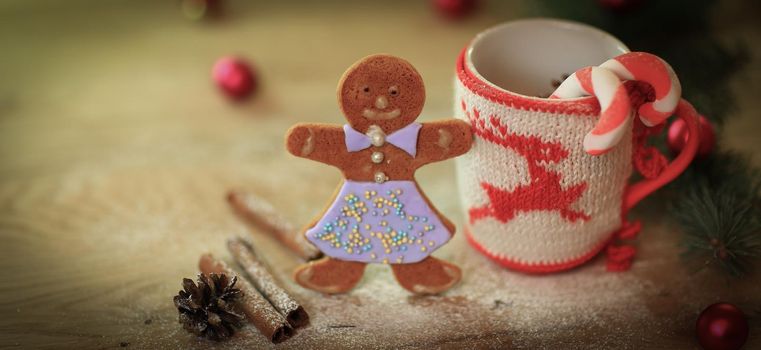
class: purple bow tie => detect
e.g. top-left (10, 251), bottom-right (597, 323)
top-left (343, 123), bottom-right (422, 157)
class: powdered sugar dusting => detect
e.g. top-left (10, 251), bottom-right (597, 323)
top-left (145, 231), bottom-right (688, 349)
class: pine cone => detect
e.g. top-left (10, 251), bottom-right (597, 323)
top-left (173, 273), bottom-right (245, 341)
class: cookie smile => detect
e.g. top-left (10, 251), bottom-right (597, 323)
top-left (362, 108), bottom-right (401, 120)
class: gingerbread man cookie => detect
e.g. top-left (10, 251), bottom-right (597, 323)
top-left (286, 54), bottom-right (472, 295)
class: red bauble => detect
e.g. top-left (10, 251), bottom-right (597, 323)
top-left (598, 0), bottom-right (645, 14)
top-left (667, 115), bottom-right (715, 157)
top-left (696, 303), bottom-right (749, 350)
top-left (212, 56), bottom-right (256, 100)
top-left (432, 0), bottom-right (478, 19)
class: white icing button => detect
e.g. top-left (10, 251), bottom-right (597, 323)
top-left (366, 125), bottom-right (386, 147)
top-left (370, 133), bottom-right (385, 147)
top-left (374, 171), bottom-right (387, 184)
top-left (371, 151), bottom-right (384, 164)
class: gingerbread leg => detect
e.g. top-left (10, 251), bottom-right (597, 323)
top-left (390, 256), bottom-right (461, 295)
top-left (293, 257), bottom-right (366, 294)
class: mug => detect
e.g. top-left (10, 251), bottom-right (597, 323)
top-left (454, 19), bottom-right (700, 273)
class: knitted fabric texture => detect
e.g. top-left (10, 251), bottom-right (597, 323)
top-left (454, 65), bottom-right (635, 273)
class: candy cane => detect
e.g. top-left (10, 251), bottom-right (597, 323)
top-left (600, 52), bottom-right (681, 127)
top-left (550, 66), bottom-right (632, 155)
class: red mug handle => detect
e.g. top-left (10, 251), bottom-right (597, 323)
top-left (623, 98), bottom-right (701, 211)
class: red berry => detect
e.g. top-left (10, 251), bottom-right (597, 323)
top-left (667, 115), bottom-right (715, 157)
top-left (696, 303), bottom-right (748, 350)
top-left (212, 56), bottom-right (256, 100)
top-left (432, 0), bottom-right (478, 19)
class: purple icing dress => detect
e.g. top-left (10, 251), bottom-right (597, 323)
top-left (304, 123), bottom-right (452, 264)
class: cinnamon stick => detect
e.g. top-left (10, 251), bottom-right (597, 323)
top-left (227, 190), bottom-right (322, 261)
top-left (198, 254), bottom-right (293, 343)
top-left (228, 237), bottom-right (310, 328)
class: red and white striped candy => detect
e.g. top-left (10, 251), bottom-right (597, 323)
top-left (600, 52), bottom-right (681, 127)
top-left (551, 66), bottom-right (632, 155)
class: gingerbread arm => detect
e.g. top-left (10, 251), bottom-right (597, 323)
top-left (414, 119), bottom-right (473, 167)
top-left (285, 123), bottom-right (347, 167)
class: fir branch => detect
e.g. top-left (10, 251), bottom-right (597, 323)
top-left (671, 177), bottom-right (761, 277)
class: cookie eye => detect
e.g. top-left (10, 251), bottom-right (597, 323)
top-left (388, 86), bottom-right (399, 96)
top-left (362, 86), bottom-right (370, 93)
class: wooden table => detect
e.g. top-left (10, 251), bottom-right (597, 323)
top-left (1, 1), bottom-right (760, 348)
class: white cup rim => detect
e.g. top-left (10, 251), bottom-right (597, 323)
top-left (465, 18), bottom-right (630, 102)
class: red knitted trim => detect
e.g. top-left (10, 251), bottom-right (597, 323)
top-left (456, 47), bottom-right (602, 116)
top-left (464, 226), bottom-right (617, 274)
top-left (606, 244), bottom-right (636, 272)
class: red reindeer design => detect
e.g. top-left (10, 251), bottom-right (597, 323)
top-left (465, 104), bottom-right (590, 224)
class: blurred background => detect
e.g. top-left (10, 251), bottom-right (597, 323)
top-left (1, 0), bottom-right (758, 178)
top-left (1, 0), bottom-right (759, 348)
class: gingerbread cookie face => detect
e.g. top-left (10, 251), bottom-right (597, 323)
top-left (338, 54), bottom-right (426, 133)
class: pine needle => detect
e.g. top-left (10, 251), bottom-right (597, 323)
top-left (672, 176), bottom-right (761, 277)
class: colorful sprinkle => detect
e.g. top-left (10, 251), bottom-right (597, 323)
top-left (313, 187), bottom-right (443, 263)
